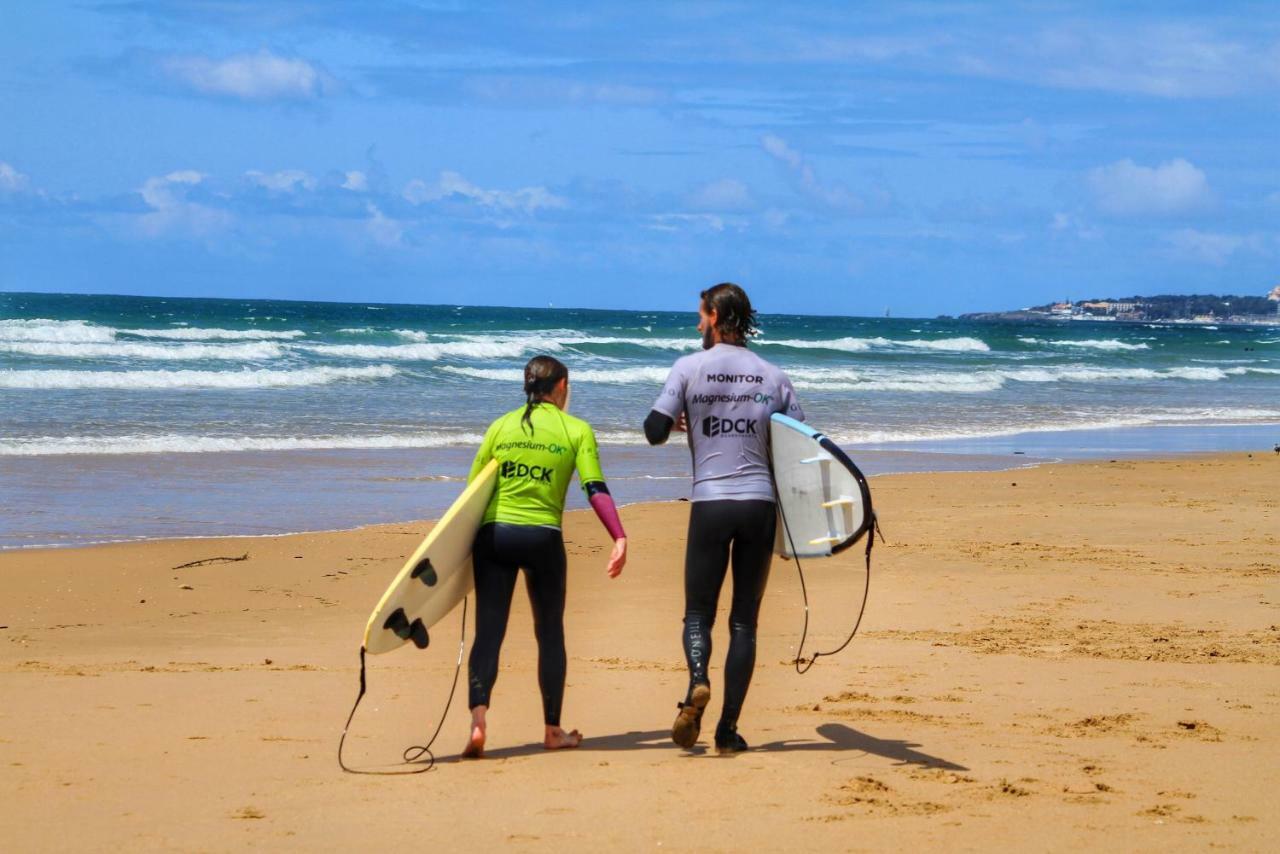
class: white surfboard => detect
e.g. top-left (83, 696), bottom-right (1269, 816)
top-left (770, 414), bottom-right (874, 558)
top-left (362, 459), bottom-right (498, 655)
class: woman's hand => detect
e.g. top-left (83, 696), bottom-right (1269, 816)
top-left (606, 537), bottom-right (627, 578)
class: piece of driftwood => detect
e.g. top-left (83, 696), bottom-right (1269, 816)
top-left (173, 553), bottom-right (249, 570)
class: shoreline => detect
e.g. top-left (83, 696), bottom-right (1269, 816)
top-left (4, 420), bottom-right (1279, 551)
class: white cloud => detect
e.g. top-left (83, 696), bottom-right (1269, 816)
top-left (402, 170), bottom-right (566, 214)
top-left (1087, 158), bottom-right (1211, 216)
top-left (761, 134), bottom-right (867, 213)
top-left (1050, 211), bottom-right (1100, 240)
top-left (365, 203), bottom-right (403, 247)
top-left (687, 178), bottom-right (753, 212)
top-left (161, 51), bottom-right (328, 101)
top-left (1165, 229), bottom-right (1262, 265)
top-left (646, 213), bottom-right (726, 233)
top-left (246, 169), bottom-right (316, 192)
top-left (957, 24), bottom-right (1279, 99)
top-left (0, 161), bottom-right (31, 193)
top-left (1034, 25), bottom-right (1271, 98)
top-left (342, 171), bottom-right (368, 192)
top-left (137, 171), bottom-right (231, 237)
top-left (462, 77), bottom-right (661, 106)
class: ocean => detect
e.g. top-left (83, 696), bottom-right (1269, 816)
top-left (3, 291), bottom-right (1278, 549)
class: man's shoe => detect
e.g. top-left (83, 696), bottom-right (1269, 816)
top-left (671, 683), bottom-right (711, 748)
top-left (714, 722), bottom-right (749, 754)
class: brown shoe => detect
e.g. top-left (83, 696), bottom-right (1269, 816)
top-left (671, 683), bottom-right (711, 748)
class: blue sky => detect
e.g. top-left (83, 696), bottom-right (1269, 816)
top-left (1, 1), bottom-right (1277, 316)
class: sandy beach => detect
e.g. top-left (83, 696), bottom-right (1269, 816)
top-left (2, 452), bottom-right (1277, 851)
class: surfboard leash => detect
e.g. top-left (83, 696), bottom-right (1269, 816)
top-left (337, 595), bottom-right (469, 775)
top-left (770, 445), bottom-right (881, 675)
top-left (787, 513), bottom-right (879, 674)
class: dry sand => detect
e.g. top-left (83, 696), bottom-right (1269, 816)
top-left (2, 453), bottom-right (1277, 851)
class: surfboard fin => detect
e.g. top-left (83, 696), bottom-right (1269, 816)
top-left (409, 619), bottom-right (430, 650)
top-left (799, 454), bottom-right (834, 465)
top-left (808, 535), bottom-right (842, 546)
top-left (410, 557), bottom-right (438, 587)
top-left (382, 607), bottom-right (430, 649)
top-left (820, 496), bottom-right (858, 508)
top-left (384, 607), bottom-right (411, 638)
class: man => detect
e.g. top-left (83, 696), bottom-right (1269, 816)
top-left (644, 282), bottom-right (803, 753)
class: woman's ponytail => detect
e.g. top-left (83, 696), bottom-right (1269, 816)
top-left (521, 355), bottom-right (569, 434)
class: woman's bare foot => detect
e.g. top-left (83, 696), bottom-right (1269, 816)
top-left (462, 707), bottom-right (487, 758)
top-left (544, 725), bottom-right (582, 750)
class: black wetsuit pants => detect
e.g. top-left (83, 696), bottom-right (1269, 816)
top-left (682, 499), bottom-right (777, 729)
top-left (468, 522), bottom-right (568, 727)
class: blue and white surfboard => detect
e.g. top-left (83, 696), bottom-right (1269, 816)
top-left (769, 414), bottom-right (874, 558)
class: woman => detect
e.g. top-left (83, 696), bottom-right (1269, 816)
top-left (463, 355), bottom-right (627, 757)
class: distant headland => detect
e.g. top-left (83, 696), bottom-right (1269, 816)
top-left (961, 285), bottom-right (1280, 325)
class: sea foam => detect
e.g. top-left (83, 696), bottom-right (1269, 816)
top-left (0, 365), bottom-right (397, 390)
top-left (120, 327), bottom-right (306, 340)
top-left (0, 341), bottom-right (285, 361)
top-left (1018, 337), bottom-right (1151, 351)
top-left (0, 431), bottom-right (483, 456)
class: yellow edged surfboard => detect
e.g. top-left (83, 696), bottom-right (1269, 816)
top-left (362, 459), bottom-right (498, 655)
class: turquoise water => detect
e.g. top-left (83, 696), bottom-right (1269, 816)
top-left (2, 291), bottom-right (1278, 548)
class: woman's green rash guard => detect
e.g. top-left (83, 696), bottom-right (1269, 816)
top-left (468, 403), bottom-right (605, 529)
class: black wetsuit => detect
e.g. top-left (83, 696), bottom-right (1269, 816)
top-left (467, 522), bottom-right (568, 726)
top-left (682, 498), bottom-right (777, 727)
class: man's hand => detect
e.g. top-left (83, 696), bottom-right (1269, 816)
top-left (674, 412), bottom-right (688, 433)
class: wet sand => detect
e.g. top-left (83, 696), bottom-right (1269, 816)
top-left (2, 453), bottom-right (1277, 850)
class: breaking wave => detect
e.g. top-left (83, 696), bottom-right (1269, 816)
top-left (0, 365), bottom-right (397, 390)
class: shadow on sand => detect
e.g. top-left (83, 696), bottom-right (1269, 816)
top-left (439, 722), bottom-right (966, 770)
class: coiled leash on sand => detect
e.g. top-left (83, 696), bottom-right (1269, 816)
top-left (337, 596), bottom-right (468, 774)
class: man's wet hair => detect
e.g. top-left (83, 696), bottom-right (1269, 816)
top-left (700, 282), bottom-right (759, 342)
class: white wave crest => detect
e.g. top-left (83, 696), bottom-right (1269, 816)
top-left (0, 341), bottom-right (285, 361)
top-left (304, 339), bottom-right (560, 360)
top-left (762, 336), bottom-right (989, 353)
top-left (394, 329), bottom-right (429, 341)
top-left (0, 365), bottom-right (397, 390)
top-left (555, 336), bottom-right (698, 351)
top-left (440, 365), bottom-right (670, 384)
top-left (0, 431), bottom-right (485, 456)
top-left (1018, 337), bottom-right (1150, 351)
top-left (1004, 365), bottom-right (1241, 383)
top-left (792, 371), bottom-right (1005, 394)
top-left (897, 337), bottom-right (990, 352)
top-left (121, 327), bottom-right (306, 340)
top-left (763, 337), bottom-right (873, 352)
top-left (833, 407), bottom-right (1280, 445)
top-left (0, 319), bottom-right (116, 343)
top-left (786, 361), bottom-right (1279, 393)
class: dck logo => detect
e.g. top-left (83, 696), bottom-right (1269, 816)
top-left (701, 416), bottom-right (758, 438)
top-left (501, 461), bottom-right (554, 483)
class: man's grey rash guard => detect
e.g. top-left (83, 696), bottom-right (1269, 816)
top-left (652, 342), bottom-right (804, 502)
